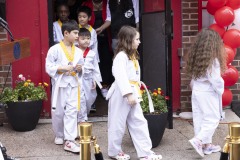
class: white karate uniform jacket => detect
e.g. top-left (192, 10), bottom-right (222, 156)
top-left (106, 51), bottom-right (154, 158)
top-left (191, 58), bottom-right (224, 144)
top-left (89, 26), bottom-right (99, 62)
top-left (53, 21), bottom-right (63, 44)
top-left (78, 49), bottom-right (102, 122)
top-left (45, 43), bottom-right (83, 141)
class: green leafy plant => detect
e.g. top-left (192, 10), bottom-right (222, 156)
top-left (140, 86), bottom-right (169, 114)
top-left (0, 74), bottom-right (48, 103)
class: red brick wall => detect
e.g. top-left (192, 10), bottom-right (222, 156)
top-left (181, 0), bottom-right (240, 110)
top-left (0, 26), bottom-right (12, 92)
top-left (181, 0), bottom-right (199, 110)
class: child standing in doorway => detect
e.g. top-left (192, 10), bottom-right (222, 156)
top-left (77, 5), bottom-right (99, 112)
top-left (53, 2), bottom-right (70, 44)
top-left (46, 20), bottom-right (83, 153)
top-left (77, 5), bottom-right (99, 62)
top-left (106, 25), bottom-right (162, 160)
top-left (186, 28), bottom-right (226, 157)
top-left (77, 28), bottom-right (102, 123)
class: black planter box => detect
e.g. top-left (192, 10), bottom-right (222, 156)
top-left (144, 112), bottom-right (168, 148)
top-left (5, 100), bottom-right (43, 131)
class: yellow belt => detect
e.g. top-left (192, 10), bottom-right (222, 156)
top-left (129, 81), bottom-right (142, 98)
top-left (58, 71), bottom-right (81, 111)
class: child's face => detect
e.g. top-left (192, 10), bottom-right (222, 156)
top-left (65, 30), bottom-right (79, 43)
top-left (57, 5), bottom-right (69, 22)
top-left (78, 12), bottom-right (90, 27)
top-left (132, 32), bottom-right (140, 50)
top-left (78, 35), bottom-right (91, 49)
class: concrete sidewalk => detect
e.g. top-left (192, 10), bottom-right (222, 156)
top-left (0, 109), bottom-right (239, 160)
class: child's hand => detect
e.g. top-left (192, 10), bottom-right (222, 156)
top-left (125, 93), bottom-right (137, 107)
top-left (59, 65), bottom-right (74, 72)
top-left (92, 81), bottom-right (96, 89)
top-left (75, 64), bottom-right (82, 73)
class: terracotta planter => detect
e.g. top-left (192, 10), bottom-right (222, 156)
top-left (144, 112), bottom-right (168, 148)
top-left (5, 100), bottom-right (43, 132)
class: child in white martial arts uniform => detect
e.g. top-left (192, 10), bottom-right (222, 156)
top-left (77, 6), bottom-right (99, 62)
top-left (77, 28), bottom-right (102, 123)
top-left (53, 2), bottom-right (70, 44)
top-left (106, 26), bottom-right (162, 160)
top-left (186, 28), bottom-right (226, 157)
top-left (46, 20), bottom-right (83, 153)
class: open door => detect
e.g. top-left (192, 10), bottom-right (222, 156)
top-left (140, 0), bottom-right (173, 128)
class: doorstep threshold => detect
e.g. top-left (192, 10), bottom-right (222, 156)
top-left (38, 116), bottom-right (108, 124)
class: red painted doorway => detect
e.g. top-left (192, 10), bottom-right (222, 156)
top-left (6, 0), bottom-right (51, 117)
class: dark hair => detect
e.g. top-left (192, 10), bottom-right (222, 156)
top-left (56, 2), bottom-right (69, 12)
top-left (77, 6), bottom-right (92, 17)
top-left (79, 28), bottom-right (91, 37)
top-left (115, 25), bottom-right (139, 60)
top-left (61, 20), bottom-right (79, 35)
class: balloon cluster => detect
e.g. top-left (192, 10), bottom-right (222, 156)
top-left (207, 0), bottom-right (240, 107)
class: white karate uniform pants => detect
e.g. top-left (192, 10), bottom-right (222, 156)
top-left (51, 85), bottom-right (78, 141)
top-left (108, 89), bottom-right (153, 158)
top-left (191, 90), bottom-right (220, 144)
top-left (77, 91), bottom-right (88, 122)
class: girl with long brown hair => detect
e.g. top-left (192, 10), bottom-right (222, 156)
top-left (106, 26), bottom-right (162, 160)
top-left (186, 28), bottom-right (226, 157)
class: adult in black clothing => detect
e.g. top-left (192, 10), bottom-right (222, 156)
top-left (95, 0), bottom-right (139, 52)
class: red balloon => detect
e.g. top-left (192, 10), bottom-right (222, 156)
top-left (222, 65), bottom-right (239, 86)
top-left (222, 88), bottom-right (233, 107)
top-left (215, 6), bottom-right (235, 27)
top-left (226, 0), bottom-right (240, 10)
top-left (224, 45), bottom-right (235, 64)
top-left (223, 29), bottom-right (240, 48)
top-left (207, 2), bottom-right (219, 15)
top-left (209, 24), bottom-right (226, 37)
top-left (209, 0), bottom-right (227, 8)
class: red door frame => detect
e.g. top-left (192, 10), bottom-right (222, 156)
top-left (171, 0), bottom-right (181, 111)
top-left (6, 0), bottom-right (51, 117)
top-left (143, 0), bottom-right (181, 111)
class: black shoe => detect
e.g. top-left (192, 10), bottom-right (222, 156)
top-left (90, 104), bottom-right (96, 112)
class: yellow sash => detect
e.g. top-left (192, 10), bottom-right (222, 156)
top-left (79, 24), bottom-right (93, 32)
top-left (59, 41), bottom-right (75, 62)
top-left (59, 41), bottom-right (80, 111)
top-left (57, 19), bottom-right (62, 27)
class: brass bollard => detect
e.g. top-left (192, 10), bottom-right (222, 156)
top-left (220, 122), bottom-right (240, 160)
top-left (228, 122), bottom-right (240, 160)
top-left (79, 122), bottom-right (92, 160)
top-left (78, 122), bottom-right (104, 160)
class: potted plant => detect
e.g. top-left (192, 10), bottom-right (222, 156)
top-left (140, 84), bottom-right (169, 148)
top-left (0, 74), bottom-right (48, 132)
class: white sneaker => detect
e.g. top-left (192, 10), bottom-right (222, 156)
top-left (139, 153), bottom-right (162, 160)
top-left (101, 88), bottom-right (108, 98)
top-left (189, 138), bottom-right (204, 157)
top-left (203, 144), bottom-right (221, 155)
top-left (109, 152), bottom-right (130, 160)
top-left (54, 137), bottom-right (64, 145)
top-left (64, 140), bottom-right (80, 153)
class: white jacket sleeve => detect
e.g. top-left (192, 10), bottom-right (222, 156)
top-left (113, 53), bottom-right (132, 96)
top-left (45, 46), bottom-right (60, 78)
